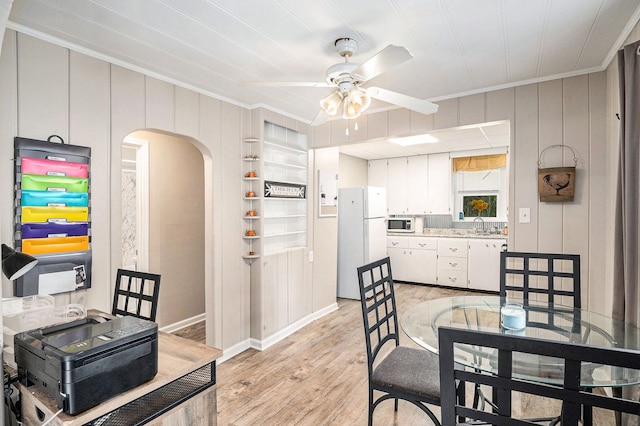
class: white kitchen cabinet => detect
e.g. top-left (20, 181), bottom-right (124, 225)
top-left (427, 153), bottom-right (451, 214)
top-left (407, 238), bottom-right (437, 283)
top-left (387, 157), bottom-right (408, 214)
top-left (387, 236), bottom-right (409, 281)
top-left (437, 238), bottom-right (468, 288)
top-left (406, 155), bottom-right (429, 214)
top-left (467, 238), bottom-right (507, 292)
top-left (387, 236), bottom-right (437, 284)
top-left (368, 159), bottom-right (388, 190)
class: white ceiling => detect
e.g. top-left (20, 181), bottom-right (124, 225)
top-left (7, 0), bottom-right (640, 159)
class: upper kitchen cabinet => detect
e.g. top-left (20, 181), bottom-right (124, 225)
top-left (407, 156), bottom-right (429, 214)
top-left (387, 157), bottom-right (409, 215)
top-left (368, 159), bottom-right (388, 189)
top-left (371, 153), bottom-right (448, 215)
top-left (426, 153), bottom-right (451, 214)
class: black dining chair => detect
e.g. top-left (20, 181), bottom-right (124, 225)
top-left (112, 268), bottom-right (161, 322)
top-left (438, 326), bottom-right (640, 425)
top-left (357, 257), bottom-right (461, 426)
top-left (500, 251), bottom-right (581, 308)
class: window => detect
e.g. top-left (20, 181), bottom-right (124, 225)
top-left (462, 195), bottom-right (497, 218)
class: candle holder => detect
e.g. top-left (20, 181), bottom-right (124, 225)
top-left (501, 303), bottom-right (526, 330)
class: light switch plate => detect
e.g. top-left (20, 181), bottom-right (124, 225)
top-left (519, 207), bottom-right (530, 223)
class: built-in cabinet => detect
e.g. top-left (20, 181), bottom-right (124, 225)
top-left (387, 236), bottom-right (437, 283)
top-left (367, 159), bottom-right (387, 189)
top-left (436, 238), bottom-right (468, 288)
top-left (467, 238), bottom-right (507, 292)
top-left (426, 153), bottom-right (452, 214)
top-left (248, 121), bottom-right (310, 346)
top-left (388, 235), bottom-right (507, 291)
top-left (369, 153), bottom-right (451, 215)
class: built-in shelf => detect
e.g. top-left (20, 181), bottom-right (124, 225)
top-left (264, 140), bottom-right (306, 154)
top-left (264, 230), bottom-right (306, 238)
top-left (263, 160), bottom-right (306, 169)
top-left (243, 136), bottom-right (261, 260)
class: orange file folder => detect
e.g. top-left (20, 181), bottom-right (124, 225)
top-left (22, 236), bottom-right (89, 255)
top-left (21, 206), bottom-right (89, 223)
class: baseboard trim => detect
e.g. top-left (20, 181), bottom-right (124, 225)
top-left (160, 313), bottom-right (206, 334)
top-left (249, 302), bottom-right (339, 352)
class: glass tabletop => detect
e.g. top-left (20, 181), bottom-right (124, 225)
top-left (400, 295), bottom-right (640, 388)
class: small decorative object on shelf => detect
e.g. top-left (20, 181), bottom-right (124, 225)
top-left (245, 230), bottom-right (256, 237)
top-left (246, 210), bottom-right (257, 217)
top-left (245, 171), bottom-right (257, 178)
top-left (245, 191), bottom-right (256, 198)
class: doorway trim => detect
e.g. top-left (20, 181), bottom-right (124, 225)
top-left (122, 136), bottom-right (150, 272)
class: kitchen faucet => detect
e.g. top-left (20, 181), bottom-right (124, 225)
top-left (473, 216), bottom-right (485, 233)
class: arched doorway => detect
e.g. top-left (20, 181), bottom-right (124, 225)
top-left (120, 130), bottom-right (206, 329)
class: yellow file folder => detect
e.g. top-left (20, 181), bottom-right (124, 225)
top-left (21, 206), bottom-right (89, 223)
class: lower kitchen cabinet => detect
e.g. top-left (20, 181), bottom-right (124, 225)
top-left (388, 235), bottom-right (507, 290)
top-left (436, 238), bottom-right (468, 288)
top-left (387, 236), bottom-right (437, 284)
top-left (467, 238), bottom-right (507, 292)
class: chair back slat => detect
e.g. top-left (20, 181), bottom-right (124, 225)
top-left (500, 251), bottom-right (581, 308)
top-left (112, 268), bottom-right (161, 322)
top-left (439, 326), bottom-right (640, 425)
top-left (357, 258), bottom-right (399, 369)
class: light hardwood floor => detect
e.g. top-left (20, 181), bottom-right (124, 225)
top-left (174, 283), bottom-right (615, 425)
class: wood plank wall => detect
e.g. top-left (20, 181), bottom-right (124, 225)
top-left (313, 74), bottom-right (611, 316)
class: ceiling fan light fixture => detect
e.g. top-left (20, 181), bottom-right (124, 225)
top-left (342, 88), bottom-right (371, 119)
top-left (320, 91), bottom-right (343, 116)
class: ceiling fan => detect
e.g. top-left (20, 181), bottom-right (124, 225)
top-left (242, 38), bottom-right (439, 125)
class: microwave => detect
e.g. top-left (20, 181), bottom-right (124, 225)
top-left (387, 218), bottom-right (414, 233)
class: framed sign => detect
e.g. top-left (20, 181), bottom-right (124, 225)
top-left (538, 167), bottom-right (575, 202)
top-left (264, 180), bottom-right (306, 199)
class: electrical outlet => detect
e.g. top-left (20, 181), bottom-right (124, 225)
top-left (519, 208), bottom-right (530, 223)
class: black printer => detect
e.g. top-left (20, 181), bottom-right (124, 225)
top-left (15, 314), bottom-right (158, 415)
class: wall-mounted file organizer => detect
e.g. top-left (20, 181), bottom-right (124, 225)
top-left (13, 135), bottom-right (92, 296)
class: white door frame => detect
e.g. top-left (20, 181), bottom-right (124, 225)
top-left (123, 136), bottom-right (150, 272)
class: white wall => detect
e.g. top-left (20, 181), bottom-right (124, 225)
top-left (0, 30), bottom-right (330, 354)
top-left (338, 153), bottom-right (368, 188)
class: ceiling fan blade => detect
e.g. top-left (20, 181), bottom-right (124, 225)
top-left (240, 81), bottom-right (332, 88)
top-left (351, 45), bottom-right (413, 82)
top-left (366, 87), bottom-right (439, 115)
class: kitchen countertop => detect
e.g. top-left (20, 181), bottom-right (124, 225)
top-left (388, 229), bottom-right (508, 239)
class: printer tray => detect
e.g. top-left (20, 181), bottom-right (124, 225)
top-left (15, 316), bottom-right (158, 415)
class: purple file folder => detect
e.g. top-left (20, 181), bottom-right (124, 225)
top-left (21, 222), bottom-right (88, 239)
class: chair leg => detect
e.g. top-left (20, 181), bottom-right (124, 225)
top-left (394, 397), bottom-right (398, 412)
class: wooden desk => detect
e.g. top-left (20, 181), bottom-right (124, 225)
top-left (18, 332), bottom-right (221, 425)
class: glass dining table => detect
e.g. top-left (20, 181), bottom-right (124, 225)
top-left (400, 295), bottom-right (640, 389)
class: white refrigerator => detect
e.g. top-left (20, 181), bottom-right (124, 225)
top-left (337, 186), bottom-right (387, 299)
